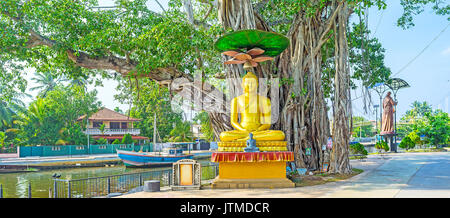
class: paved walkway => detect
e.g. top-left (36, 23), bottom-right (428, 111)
top-left (117, 152), bottom-right (450, 198)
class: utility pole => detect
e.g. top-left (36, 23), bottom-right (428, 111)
top-left (86, 115), bottom-right (90, 155)
top-left (374, 104), bottom-right (379, 142)
top-left (153, 113), bottom-right (157, 152)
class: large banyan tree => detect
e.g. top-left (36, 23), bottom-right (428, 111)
top-left (1, 0), bottom-right (448, 174)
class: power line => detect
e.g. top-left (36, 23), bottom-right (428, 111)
top-left (392, 22), bottom-right (450, 77)
top-left (372, 10), bottom-right (384, 36)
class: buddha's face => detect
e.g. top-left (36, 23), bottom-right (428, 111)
top-left (242, 77), bottom-right (258, 94)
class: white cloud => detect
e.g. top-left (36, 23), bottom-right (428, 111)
top-left (441, 46), bottom-right (450, 56)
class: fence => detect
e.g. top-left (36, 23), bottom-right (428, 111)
top-left (18, 144), bottom-right (153, 157)
top-left (0, 146), bottom-right (17, 154)
top-left (50, 164), bottom-right (219, 198)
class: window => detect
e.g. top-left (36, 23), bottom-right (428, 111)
top-left (93, 121), bottom-right (103, 128)
top-left (99, 145), bottom-right (107, 149)
top-left (110, 122), bottom-right (120, 129)
top-left (76, 146), bottom-right (84, 150)
top-left (52, 146), bottom-right (61, 151)
top-left (121, 122), bottom-right (128, 129)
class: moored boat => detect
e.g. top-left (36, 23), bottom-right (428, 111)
top-left (117, 148), bottom-right (194, 167)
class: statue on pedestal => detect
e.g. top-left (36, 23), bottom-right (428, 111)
top-left (244, 132), bottom-right (259, 152)
top-left (210, 30), bottom-right (294, 189)
top-left (381, 91), bottom-right (397, 135)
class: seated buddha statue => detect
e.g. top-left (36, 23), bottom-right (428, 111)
top-left (219, 71), bottom-right (285, 142)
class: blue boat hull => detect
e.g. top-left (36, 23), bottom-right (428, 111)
top-left (117, 150), bottom-right (193, 167)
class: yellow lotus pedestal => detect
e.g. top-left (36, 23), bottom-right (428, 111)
top-left (210, 150), bottom-right (295, 189)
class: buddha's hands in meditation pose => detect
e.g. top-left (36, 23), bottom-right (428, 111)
top-left (219, 72), bottom-right (285, 142)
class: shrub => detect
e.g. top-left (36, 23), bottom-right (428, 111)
top-left (399, 135), bottom-right (415, 150)
top-left (349, 142), bottom-right (368, 155)
top-left (96, 138), bottom-right (108, 145)
top-left (408, 131), bottom-right (420, 146)
top-left (112, 139), bottom-right (121, 144)
top-left (375, 140), bottom-right (389, 152)
top-left (121, 133), bottom-right (133, 144)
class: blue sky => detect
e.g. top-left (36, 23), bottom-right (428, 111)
top-left (24, 0), bottom-right (449, 122)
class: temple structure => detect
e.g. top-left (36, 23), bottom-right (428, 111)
top-left (77, 107), bottom-right (148, 144)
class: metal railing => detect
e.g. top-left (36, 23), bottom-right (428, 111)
top-left (51, 164), bottom-right (218, 198)
top-left (83, 128), bottom-right (141, 135)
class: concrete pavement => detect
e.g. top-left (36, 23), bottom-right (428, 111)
top-left (117, 152), bottom-right (450, 198)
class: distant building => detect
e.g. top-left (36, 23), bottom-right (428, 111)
top-left (192, 124), bottom-right (204, 140)
top-left (77, 108), bottom-right (148, 144)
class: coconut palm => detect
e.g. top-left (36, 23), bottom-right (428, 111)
top-left (30, 71), bottom-right (67, 97)
top-left (65, 75), bottom-right (89, 91)
top-left (0, 91), bottom-right (28, 131)
top-left (16, 98), bottom-right (46, 130)
top-left (168, 121), bottom-right (193, 142)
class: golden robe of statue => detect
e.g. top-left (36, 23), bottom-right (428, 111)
top-left (219, 71), bottom-right (285, 142)
top-left (381, 91), bottom-right (397, 134)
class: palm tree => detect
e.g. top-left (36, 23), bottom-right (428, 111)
top-left (66, 75), bottom-right (89, 91)
top-left (16, 98), bottom-right (46, 131)
top-left (0, 131), bottom-right (7, 149)
top-left (30, 71), bottom-right (67, 97)
top-left (169, 121), bottom-right (193, 142)
top-left (0, 92), bottom-right (28, 131)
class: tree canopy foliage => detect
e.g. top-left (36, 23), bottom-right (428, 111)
top-left (15, 85), bottom-right (101, 146)
top-left (115, 77), bottom-right (185, 142)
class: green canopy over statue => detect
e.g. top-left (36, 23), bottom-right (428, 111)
top-left (215, 29), bottom-right (289, 69)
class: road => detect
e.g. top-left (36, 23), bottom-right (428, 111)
top-left (117, 151), bottom-right (450, 198)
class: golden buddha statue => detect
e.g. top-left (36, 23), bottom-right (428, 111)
top-left (219, 69), bottom-right (285, 142)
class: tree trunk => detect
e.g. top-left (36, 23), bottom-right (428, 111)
top-left (276, 9), bottom-right (331, 170)
top-left (329, 2), bottom-right (352, 174)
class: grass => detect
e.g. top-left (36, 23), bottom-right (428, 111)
top-left (290, 168), bottom-right (364, 187)
top-left (404, 147), bottom-right (447, 153)
top-left (25, 167), bottom-right (39, 172)
top-left (349, 155), bottom-right (367, 160)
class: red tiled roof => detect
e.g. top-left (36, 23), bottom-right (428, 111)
top-left (77, 108), bottom-right (140, 121)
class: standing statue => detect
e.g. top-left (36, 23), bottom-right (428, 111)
top-left (381, 91), bottom-right (397, 134)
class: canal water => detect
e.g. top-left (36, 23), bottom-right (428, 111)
top-left (0, 160), bottom-right (212, 198)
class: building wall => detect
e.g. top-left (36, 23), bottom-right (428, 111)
top-left (86, 121), bottom-right (134, 129)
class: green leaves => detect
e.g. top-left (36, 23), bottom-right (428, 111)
top-left (16, 84), bottom-right (101, 146)
top-left (349, 142), bottom-right (368, 155)
top-left (397, 0), bottom-right (450, 29)
top-left (115, 77), bottom-right (184, 142)
top-left (348, 21), bottom-right (391, 88)
top-left (121, 133), bottom-right (133, 144)
top-left (375, 140), bottom-right (389, 151)
top-left (169, 120), bottom-right (193, 142)
top-left (401, 101), bottom-right (450, 146)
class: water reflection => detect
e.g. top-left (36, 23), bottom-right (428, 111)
top-left (16, 175), bottom-right (28, 198)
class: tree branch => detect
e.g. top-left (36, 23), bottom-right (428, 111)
top-left (254, 0), bottom-right (270, 12)
top-left (267, 18), bottom-right (294, 26)
top-left (154, 0), bottom-right (167, 13)
top-left (313, 2), bottom-right (342, 55)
